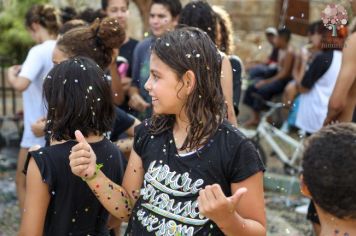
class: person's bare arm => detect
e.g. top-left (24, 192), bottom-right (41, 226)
top-left (256, 50), bottom-right (294, 89)
top-left (109, 49), bottom-right (124, 105)
top-left (69, 131), bottom-right (143, 221)
top-left (198, 172), bottom-right (266, 236)
top-left (7, 65), bottom-right (31, 92)
top-left (270, 50), bottom-right (294, 81)
top-left (324, 33), bottom-right (356, 125)
top-left (221, 56), bottom-right (238, 126)
top-left (292, 50), bottom-right (308, 84)
top-left (18, 158), bottom-right (50, 236)
top-left (125, 118), bottom-right (141, 137)
top-left (31, 117), bottom-right (46, 137)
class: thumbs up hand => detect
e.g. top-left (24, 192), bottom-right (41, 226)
top-left (69, 130), bottom-right (97, 179)
top-left (197, 184), bottom-right (247, 225)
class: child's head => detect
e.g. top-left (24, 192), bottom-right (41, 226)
top-left (101, 0), bottom-right (130, 29)
top-left (145, 27), bottom-right (225, 150)
top-left (60, 6), bottom-right (77, 24)
top-left (78, 8), bottom-right (106, 24)
top-left (212, 5), bottom-right (234, 55)
top-left (43, 57), bottom-right (115, 141)
top-left (307, 21), bottom-right (323, 50)
top-left (265, 27), bottom-right (277, 46)
top-left (275, 28), bottom-right (291, 48)
top-left (179, 1), bottom-right (217, 45)
top-left (25, 4), bottom-right (61, 42)
top-left (54, 17), bottom-right (125, 69)
top-left (149, 0), bottom-right (182, 37)
top-left (301, 123), bottom-right (356, 220)
top-left (58, 19), bottom-right (87, 36)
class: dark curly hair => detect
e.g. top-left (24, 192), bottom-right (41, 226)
top-left (60, 6), bottom-right (77, 24)
top-left (58, 19), bottom-right (87, 35)
top-left (79, 7), bottom-right (106, 24)
top-left (302, 123), bottom-right (356, 219)
top-left (56, 17), bottom-right (125, 69)
top-left (43, 57), bottom-right (115, 141)
top-left (149, 27), bottom-right (225, 151)
top-left (179, 1), bottom-right (217, 44)
top-left (25, 4), bottom-right (61, 35)
top-left (213, 5), bottom-right (234, 55)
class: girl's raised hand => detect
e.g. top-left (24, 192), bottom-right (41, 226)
top-left (198, 184), bottom-right (247, 226)
top-left (69, 130), bottom-right (97, 179)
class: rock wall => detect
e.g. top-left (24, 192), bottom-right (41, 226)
top-left (49, 0), bottom-right (355, 63)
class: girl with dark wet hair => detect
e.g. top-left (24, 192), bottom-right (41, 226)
top-left (18, 57), bottom-right (126, 236)
top-left (69, 27), bottom-right (266, 236)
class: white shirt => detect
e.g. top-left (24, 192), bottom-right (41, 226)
top-left (296, 50), bottom-right (342, 133)
top-left (18, 40), bottom-right (56, 148)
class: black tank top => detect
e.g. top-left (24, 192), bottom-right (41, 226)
top-left (24, 138), bottom-right (125, 236)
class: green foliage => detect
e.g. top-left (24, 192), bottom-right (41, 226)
top-left (0, 0), bottom-right (49, 64)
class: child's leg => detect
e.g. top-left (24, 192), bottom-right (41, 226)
top-left (242, 78), bottom-right (263, 126)
top-left (16, 147), bottom-right (29, 216)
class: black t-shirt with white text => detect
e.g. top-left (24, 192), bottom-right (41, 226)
top-left (125, 119), bottom-right (265, 235)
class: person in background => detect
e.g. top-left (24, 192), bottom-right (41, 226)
top-left (324, 0), bottom-right (356, 125)
top-left (78, 7), bottom-right (106, 23)
top-left (245, 27), bottom-right (279, 79)
top-left (57, 19), bottom-right (87, 36)
top-left (128, 0), bottom-right (182, 119)
top-left (179, 0), bottom-right (237, 125)
top-left (7, 4), bottom-right (60, 216)
top-left (295, 26), bottom-right (346, 135)
top-left (101, 0), bottom-right (139, 115)
top-left (280, 21), bottom-right (324, 132)
top-left (213, 5), bottom-right (244, 117)
top-left (60, 6), bottom-right (77, 24)
top-left (243, 28), bottom-right (295, 127)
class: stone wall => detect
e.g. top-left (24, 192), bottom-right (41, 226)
top-left (49, 0), bottom-right (355, 63)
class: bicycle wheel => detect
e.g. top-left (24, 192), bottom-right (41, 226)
top-left (249, 138), bottom-right (267, 167)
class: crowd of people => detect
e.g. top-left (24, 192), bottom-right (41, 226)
top-left (5, 0), bottom-right (356, 235)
